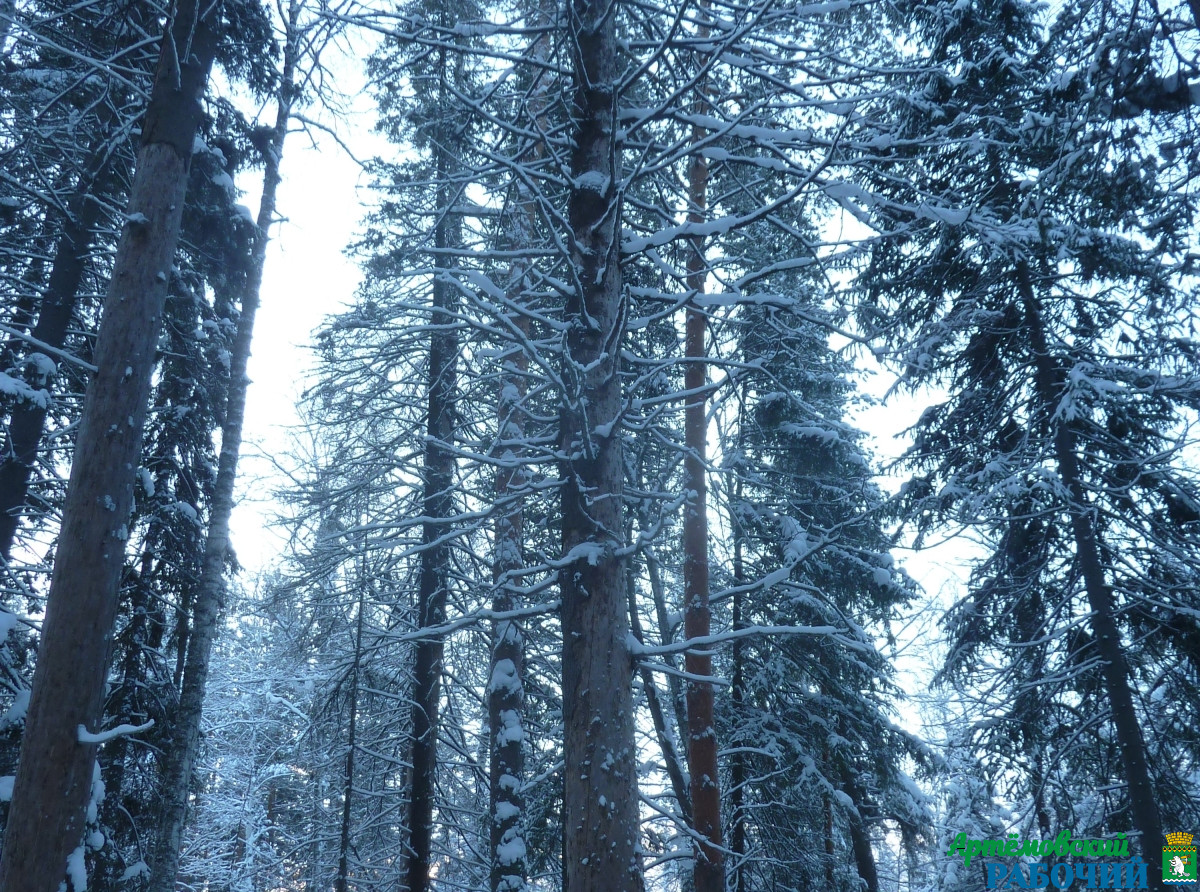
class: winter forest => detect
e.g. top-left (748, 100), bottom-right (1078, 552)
top-left (0, 0), bottom-right (1198, 887)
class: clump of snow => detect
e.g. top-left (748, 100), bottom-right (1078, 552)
top-left (173, 501), bottom-right (200, 526)
top-left (2, 688), bottom-right (30, 730)
top-left (64, 845), bottom-right (87, 892)
top-left (497, 709), bottom-right (525, 746)
top-left (0, 371), bottom-right (49, 408)
top-left (121, 862), bottom-right (149, 882)
top-left (575, 171), bottom-right (610, 194)
top-left (489, 659), bottom-right (521, 695)
top-left (564, 542), bottom-right (606, 566)
top-left (0, 608), bottom-right (18, 640)
top-left (85, 759), bottom-right (104, 824)
top-left (495, 801), bottom-right (521, 823)
top-left (496, 834), bottom-right (528, 866)
top-left (24, 352), bottom-right (55, 386)
top-left (212, 170), bottom-right (236, 200)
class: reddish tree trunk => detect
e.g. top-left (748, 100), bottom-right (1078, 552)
top-left (0, 3), bottom-right (219, 889)
top-left (682, 27), bottom-right (723, 887)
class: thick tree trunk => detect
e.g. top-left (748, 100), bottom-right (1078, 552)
top-left (682, 56), bottom-right (722, 892)
top-left (143, 14), bottom-right (295, 887)
top-left (405, 85), bottom-right (460, 892)
top-left (0, 2), bottom-right (219, 889)
top-left (559, 0), bottom-right (643, 886)
top-left (1020, 264), bottom-right (1164, 890)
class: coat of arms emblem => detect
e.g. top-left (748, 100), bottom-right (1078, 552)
top-left (1165, 832), bottom-right (1199, 885)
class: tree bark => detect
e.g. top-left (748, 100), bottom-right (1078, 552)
top-left (729, 485), bottom-right (747, 892)
top-left (405, 61), bottom-right (461, 892)
top-left (1020, 263), bottom-right (1165, 891)
top-left (559, 0), bottom-right (643, 886)
top-left (682, 33), bottom-right (722, 889)
top-left (488, 201), bottom-right (533, 892)
top-left (0, 1), bottom-right (219, 888)
top-left (335, 582), bottom-right (366, 892)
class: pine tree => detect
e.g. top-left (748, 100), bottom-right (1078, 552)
top-left (856, 0), bottom-right (1200, 876)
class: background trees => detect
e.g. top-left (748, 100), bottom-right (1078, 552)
top-left (855, 0), bottom-right (1200, 876)
top-left (0, 0), bottom-right (1197, 887)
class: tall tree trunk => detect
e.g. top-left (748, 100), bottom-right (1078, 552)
top-left (1019, 263), bottom-right (1164, 890)
top-left (682, 29), bottom-right (722, 889)
top-left (335, 581), bottom-right (366, 892)
top-left (0, 1), bottom-right (219, 888)
top-left (488, 207), bottom-right (532, 892)
top-left (839, 765), bottom-right (880, 892)
top-left (729, 477), bottom-right (747, 892)
top-left (143, 12), bottom-right (296, 887)
top-left (559, 0), bottom-right (643, 886)
top-left (405, 63), bottom-right (461, 892)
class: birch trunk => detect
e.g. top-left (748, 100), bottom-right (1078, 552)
top-left (0, 2), bottom-right (219, 888)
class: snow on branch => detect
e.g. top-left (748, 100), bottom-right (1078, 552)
top-left (77, 719), bottom-right (155, 745)
top-left (627, 623), bottom-right (851, 659)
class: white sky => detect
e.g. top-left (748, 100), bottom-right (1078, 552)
top-left (227, 54), bottom-right (383, 576)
